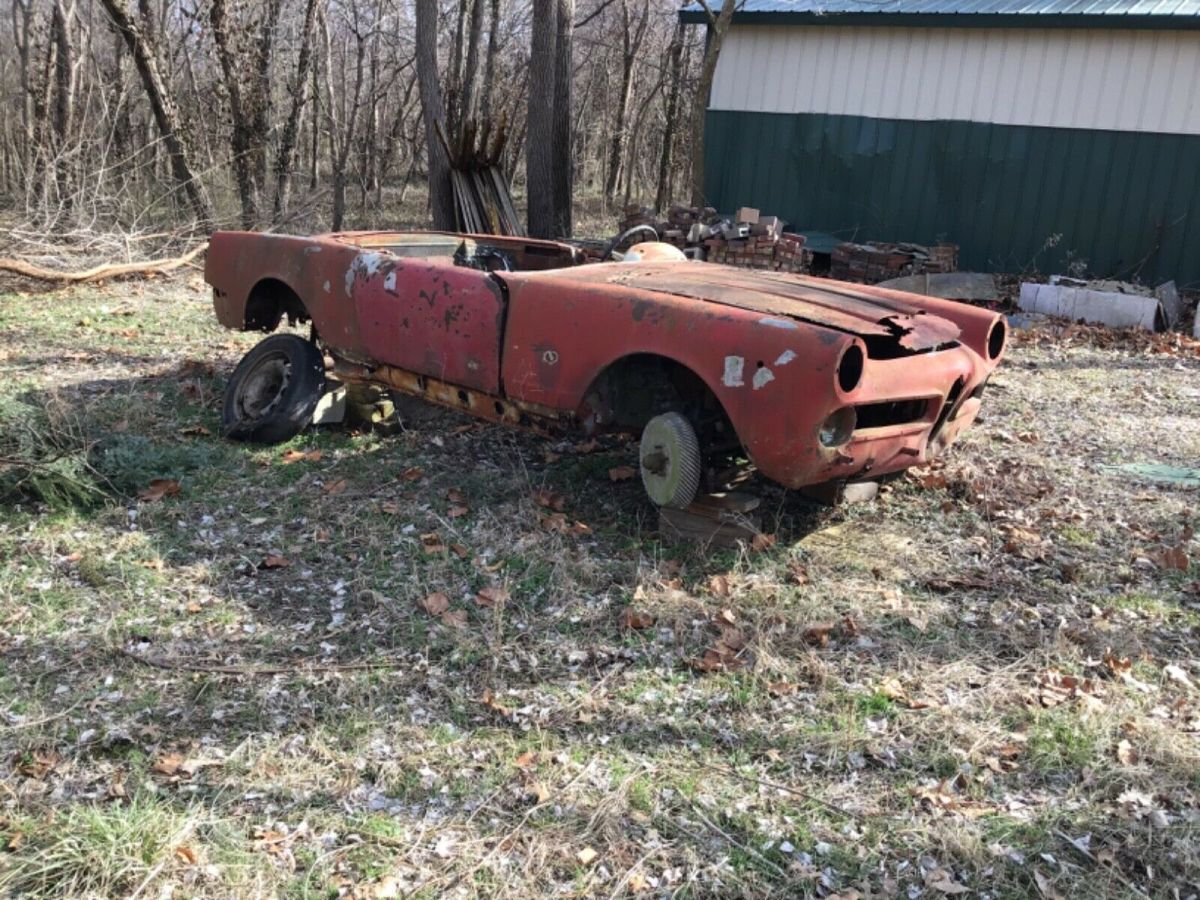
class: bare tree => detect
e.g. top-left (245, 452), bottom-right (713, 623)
top-left (689, 0), bottom-right (735, 208)
top-left (272, 0), bottom-right (321, 222)
top-left (415, 0), bottom-right (455, 228)
top-left (97, 0), bottom-right (213, 225)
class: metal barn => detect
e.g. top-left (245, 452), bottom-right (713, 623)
top-left (682, 0), bottom-right (1200, 287)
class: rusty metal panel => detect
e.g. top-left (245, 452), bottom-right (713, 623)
top-left (351, 256), bottom-right (505, 394)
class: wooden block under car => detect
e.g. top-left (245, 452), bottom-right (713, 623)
top-left (659, 492), bottom-right (763, 547)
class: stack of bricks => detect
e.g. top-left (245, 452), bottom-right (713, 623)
top-left (705, 208), bottom-right (808, 272)
top-left (617, 204), bottom-right (809, 272)
top-left (830, 241), bottom-right (958, 284)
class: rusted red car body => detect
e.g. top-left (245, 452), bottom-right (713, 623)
top-left (205, 230), bottom-right (1006, 491)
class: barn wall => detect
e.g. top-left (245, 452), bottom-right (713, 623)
top-left (705, 25), bottom-right (1200, 285)
top-left (710, 26), bottom-right (1200, 135)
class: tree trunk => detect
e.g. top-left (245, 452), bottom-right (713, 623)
top-left (551, 0), bottom-right (574, 237)
top-left (656, 21), bottom-right (684, 212)
top-left (690, 0), bottom-right (736, 208)
top-left (98, 0), bottom-right (213, 226)
top-left (480, 0), bottom-right (501, 122)
top-left (460, 0), bottom-right (486, 128)
top-left (526, 0), bottom-right (556, 238)
top-left (416, 0), bottom-right (456, 228)
top-left (272, 0), bottom-right (319, 223)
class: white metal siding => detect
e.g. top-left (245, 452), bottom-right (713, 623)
top-left (709, 25), bottom-right (1200, 135)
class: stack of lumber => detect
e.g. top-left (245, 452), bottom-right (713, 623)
top-left (440, 118), bottom-right (524, 236)
top-left (616, 204), bottom-right (809, 272)
top-left (831, 241), bottom-right (957, 284)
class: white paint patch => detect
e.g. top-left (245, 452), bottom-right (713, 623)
top-left (722, 356), bottom-right (745, 387)
top-left (759, 316), bottom-right (798, 330)
top-left (344, 251), bottom-right (388, 297)
top-left (383, 271), bottom-right (397, 293)
top-left (322, 280), bottom-right (331, 293)
top-left (775, 349), bottom-right (797, 366)
top-left (752, 366), bottom-right (775, 390)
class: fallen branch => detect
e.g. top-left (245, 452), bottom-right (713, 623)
top-left (0, 241), bottom-right (208, 283)
top-left (117, 646), bottom-right (404, 676)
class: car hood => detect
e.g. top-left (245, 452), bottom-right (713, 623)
top-left (539, 261), bottom-right (961, 351)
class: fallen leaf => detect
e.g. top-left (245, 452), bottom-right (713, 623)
top-left (175, 845), bottom-right (198, 865)
top-left (1102, 648), bottom-right (1132, 676)
top-left (151, 752), bottom-right (185, 776)
top-left (400, 466), bottom-right (424, 481)
top-left (420, 532), bottom-right (446, 554)
top-left (707, 574), bottom-right (732, 597)
top-left (447, 504), bottom-right (470, 518)
top-left (281, 449), bottom-right (322, 463)
top-left (260, 555), bottom-right (290, 569)
top-left (618, 608), bottom-right (655, 630)
top-left (323, 478), bottom-right (348, 495)
top-left (803, 623), bottom-right (834, 647)
top-left (514, 751), bottom-right (538, 768)
top-left (15, 749), bottom-right (60, 778)
top-left (418, 592), bottom-right (450, 616)
top-left (608, 465), bottom-right (636, 481)
top-left (379, 500), bottom-right (402, 515)
top-left (750, 532), bottom-right (776, 552)
top-left (481, 689), bottom-right (511, 716)
top-left (447, 488), bottom-right (467, 503)
top-left (440, 609), bottom-right (467, 627)
top-left (927, 872), bottom-right (970, 894)
top-left (475, 586), bottom-right (510, 608)
top-left (1033, 868), bottom-right (1065, 900)
top-left (185, 601), bottom-right (202, 614)
top-left (138, 479), bottom-right (181, 502)
top-left (1116, 739), bottom-right (1138, 765)
top-left (576, 846), bottom-right (598, 865)
top-left (715, 608), bottom-right (737, 626)
top-left (450, 543), bottom-right (470, 559)
top-left (767, 681), bottom-right (799, 696)
top-left (533, 488), bottom-right (567, 511)
top-left (179, 424), bottom-right (211, 437)
top-left (1150, 546), bottom-right (1190, 571)
top-left (787, 561), bottom-right (809, 585)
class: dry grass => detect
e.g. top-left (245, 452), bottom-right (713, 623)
top-left (0, 273), bottom-right (1198, 898)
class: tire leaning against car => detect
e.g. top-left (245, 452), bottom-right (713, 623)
top-left (222, 334), bottom-right (326, 444)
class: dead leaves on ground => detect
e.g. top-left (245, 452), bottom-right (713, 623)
top-left (281, 449), bottom-right (322, 464)
top-left (138, 478), bottom-right (181, 502)
top-left (475, 585), bottom-right (509, 609)
top-left (690, 608), bottom-right (750, 672)
top-left (618, 607), bottom-right (655, 630)
top-left (1033, 668), bottom-right (1106, 713)
top-left (417, 591), bottom-right (467, 628)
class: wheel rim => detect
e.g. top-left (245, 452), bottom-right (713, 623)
top-left (234, 351), bottom-right (292, 420)
top-left (639, 414), bottom-right (701, 508)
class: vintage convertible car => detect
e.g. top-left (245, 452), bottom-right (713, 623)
top-left (204, 229), bottom-right (1006, 508)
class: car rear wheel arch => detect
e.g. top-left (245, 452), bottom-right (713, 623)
top-left (244, 278), bottom-right (310, 332)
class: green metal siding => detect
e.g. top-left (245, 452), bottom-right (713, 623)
top-left (705, 109), bottom-right (1200, 287)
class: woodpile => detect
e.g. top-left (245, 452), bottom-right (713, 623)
top-left (618, 204), bottom-right (809, 273)
top-left (831, 241), bottom-right (957, 284)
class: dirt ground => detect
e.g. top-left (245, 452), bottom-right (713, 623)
top-left (0, 273), bottom-right (1198, 898)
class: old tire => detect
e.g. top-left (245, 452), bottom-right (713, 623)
top-left (639, 412), bottom-right (702, 509)
top-left (222, 334), bottom-right (326, 444)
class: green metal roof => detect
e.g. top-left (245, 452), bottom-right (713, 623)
top-left (679, 0), bottom-right (1200, 27)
